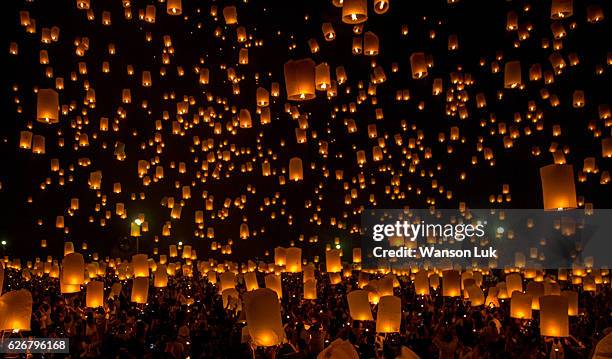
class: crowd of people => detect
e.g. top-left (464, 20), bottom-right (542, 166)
top-left (1, 266), bottom-right (611, 359)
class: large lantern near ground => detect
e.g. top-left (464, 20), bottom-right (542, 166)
top-left (265, 274), bottom-right (283, 299)
top-left (244, 288), bottom-right (286, 346)
top-left (326, 249), bottom-right (342, 273)
top-left (62, 252), bottom-right (84, 285)
top-left (540, 295), bottom-right (569, 337)
top-left (285, 247), bottom-right (302, 272)
top-left (0, 289), bottom-right (32, 331)
top-left (347, 290), bottom-right (373, 321)
top-left (86, 281), bottom-right (104, 308)
top-left (376, 295), bottom-right (401, 333)
top-left (442, 270), bottom-right (461, 297)
top-left (540, 164), bottom-right (577, 210)
top-left (510, 292), bottom-right (533, 319)
top-left (132, 254), bottom-right (149, 278)
top-left (131, 277), bottom-right (149, 304)
top-left (304, 279), bottom-right (317, 300)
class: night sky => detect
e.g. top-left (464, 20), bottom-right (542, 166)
top-left (0, 0), bottom-right (610, 261)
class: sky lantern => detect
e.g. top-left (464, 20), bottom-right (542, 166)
top-left (289, 157), bottom-right (304, 181)
top-left (244, 271), bottom-right (259, 291)
top-left (131, 277), bottom-right (149, 304)
top-left (36, 89), bottom-right (59, 123)
top-left (315, 63), bottom-right (331, 90)
top-left (466, 285), bottom-right (485, 306)
top-left (506, 273), bottom-right (523, 295)
top-left (442, 270), bottom-right (460, 297)
top-left (373, 0), bottom-right (389, 14)
top-left (244, 288), bottom-right (285, 346)
top-left (326, 249), bottom-right (342, 273)
top-left (274, 247), bottom-right (287, 266)
top-left (154, 265), bottom-right (168, 287)
top-left (220, 271), bottom-right (236, 292)
top-left (342, 0), bottom-right (368, 24)
top-left (62, 252), bottom-right (84, 285)
top-left (167, 0), bottom-right (182, 15)
top-left (376, 295), bottom-right (401, 333)
top-left (265, 274), bottom-right (283, 298)
top-left (410, 53), bottom-right (428, 79)
top-left (540, 295), bottom-right (569, 337)
top-left (0, 289), bottom-right (33, 331)
top-left (347, 290), bottom-right (373, 320)
top-left (284, 59), bottom-right (316, 101)
top-left (363, 32), bottom-right (379, 56)
top-left (132, 254), bottom-right (149, 278)
top-left (540, 164), bottom-right (577, 210)
top-left (285, 247), bottom-right (302, 272)
top-left (561, 290), bottom-right (578, 316)
top-left (551, 0), bottom-right (572, 19)
top-left (504, 61), bottom-right (522, 88)
top-left (86, 281), bottom-right (104, 308)
top-left (510, 292), bottom-right (533, 319)
top-left (223, 6), bottom-right (238, 25)
top-left (303, 279), bottom-right (317, 300)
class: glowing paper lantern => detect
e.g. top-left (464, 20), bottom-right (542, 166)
top-left (376, 295), bottom-right (401, 333)
top-left (504, 61), bottom-right (522, 88)
top-left (0, 289), bottom-right (33, 331)
top-left (167, 0), bottom-right (182, 15)
top-left (265, 274), bottom-right (283, 298)
top-left (62, 252), bottom-right (84, 285)
top-left (373, 0), bottom-right (390, 14)
top-left (551, 0), bottom-right (573, 19)
top-left (561, 290), bottom-right (578, 316)
top-left (540, 295), bottom-right (569, 337)
top-left (326, 249), bottom-right (342, 273)
top-left (342, 0), bottom-right (368, 24)
top-left (132, 254), bottom-right (149, 278)
top-left (347, 290), bottom-right (373, 321)
top-left (222, 6), bottom-right (238, 24)
top-left (289, 157), bottom-right (304, 181)
top-left (466, 285), bottom-right (485, 306)
top-left (303, 279), bottom-right (317, 300)
top-left (540, 164), bottom-right (577, 210)
top-left (285, 247), bottom-right (302, 272)
top-left (131, 277), bottom-right (149, 304)
top-left (442, 270), bottom-right (461, 297)
top-left (510, 292), bottom-right (533, 319)
top-left (506, 273), bottom-right (523, 295)
top-left (154, 265), bottom-right (168, 288)
top-left (410, 53), bottom-right (428, 79)
top-left (36, 89), bottom-right (59, 123)
top-left (274, 247), bottom-right (287, 266)
top-left (414, 271), bottom-right (430, 296)
top-left (244, 288), bottom-right (286, 346)
top-left (86, 281), bottom-right (104, 308)
top-left (241, 272), bottom-right (259, 292)
top-left (220, 271), bottom-right (236, 292)
top-left (284, 59), bottom-right (316, 101)
top-left (352, 248), bottom-right (361, 263)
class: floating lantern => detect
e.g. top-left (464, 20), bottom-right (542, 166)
top-left (131, 277), bottom-right (149, 304)
top-left (304, 279), bottom-right (317, 300)
top-left (342, 0), bottom-right (368, 24)
top-left (284, 59), bottom-right (316, 101)
top-left (376, 295), bottom-right (401, 333)
top-left (442, 270), bottom-right (460, 297)
top-left (540, 164), bottom-right (577, 210)
top-left (326, 249), bottom-right (342, 273)
top-left (540, 295), bottom-right (569, 337)
top-left (0, 289), bottom-right (32, 331)
top-left (36, 89), bottom-right (59, 123)
top-left (86, 281), bottom-right (104, 308)
top-left (510, 292), bottom-right (533, 319)
top-left (410, 53), bottom-right (428, 79)
top-left (285, 247), bottom-right (302, 272)
top-left (347, 290), bottom-right (373, 320)
top-left (167, 0), bottom-right (182, 15)
top-left (62, 252), bottom-right (84, 285)
top-left (244, 288), bottom-right (286, 346)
